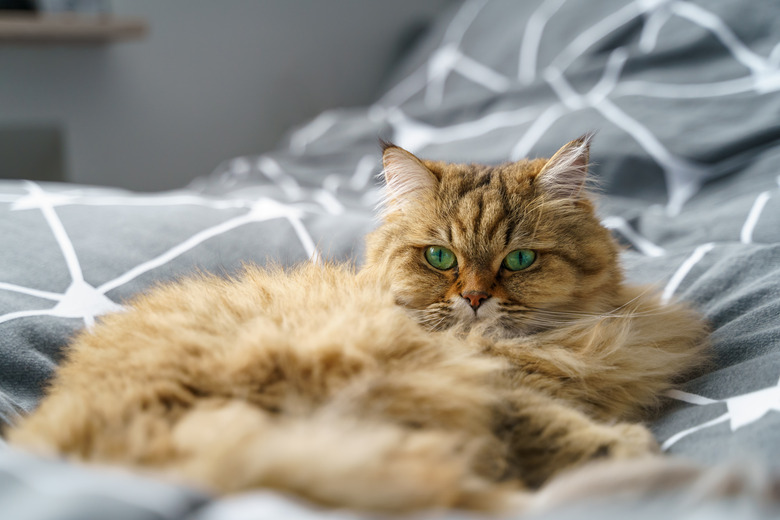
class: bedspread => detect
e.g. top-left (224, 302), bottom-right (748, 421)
top-left (1, 1), bottom-right (779, 518)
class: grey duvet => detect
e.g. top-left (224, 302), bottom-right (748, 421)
top-left (1, 1), bottom-right (779, 518)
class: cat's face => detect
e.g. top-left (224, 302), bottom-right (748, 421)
top-left (363, 136), bottom-right (623, 338)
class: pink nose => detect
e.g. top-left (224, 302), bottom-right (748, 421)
top-left (462, 291), bottom-right (490, 310)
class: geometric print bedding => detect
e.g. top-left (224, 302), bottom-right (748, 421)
top-left (0, 180), bottom-right (374, 422)
top-left (1, 0), bottom-right (780, 518)
top-left (1, 180), bottom-right (778, 517)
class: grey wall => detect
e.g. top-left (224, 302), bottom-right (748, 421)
top-left (0, 0), bottom-right (450, 191)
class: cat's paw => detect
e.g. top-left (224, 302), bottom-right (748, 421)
top-left (590, 422), bottom-right (659, 460)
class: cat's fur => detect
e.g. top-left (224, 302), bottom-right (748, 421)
top-left (8, 137), bottom-right (709, 513)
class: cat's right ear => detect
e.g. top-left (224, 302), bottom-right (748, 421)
top-left (535, 133), bottom-right (593, 202)
top-left (380, 143), bottom-right (438, 217)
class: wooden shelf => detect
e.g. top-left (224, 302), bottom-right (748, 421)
top-left (0, 12), bottom-right (147, 43)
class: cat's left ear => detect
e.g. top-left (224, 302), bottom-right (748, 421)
top-left (535, 134), bottom-right (593, 201)
top-left (380, 143), bottom-right (438, 216)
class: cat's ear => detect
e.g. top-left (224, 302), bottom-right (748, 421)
top-left (535, 134), bottom-right (593, 201)
top-left (380, 143), bottom-right (438, 215)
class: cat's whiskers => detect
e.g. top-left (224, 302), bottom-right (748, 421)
top-left (408, 298), bottom-right (509, 334)
top-left (508, 315), bottom-right (573, 331)
top-left (602, 285), bottom-right (662, 316)
top-left (419, 315), bottom-right (450, 331)
top-left (528, 304), bottom-right (670, 320)
top-left (495, 283), bottom-right (664, 324)
top-left (407, 303), bottom-right (455, 332)
top-left (508, 302), bottom-right (692, 338)
top-left (495, 302), bottom-right (643, 334)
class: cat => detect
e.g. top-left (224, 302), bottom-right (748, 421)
top-left (7, 136), bottom-right (709, 513)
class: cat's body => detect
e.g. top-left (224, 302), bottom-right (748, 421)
top-left (8, 137), bottom-right (709, 512)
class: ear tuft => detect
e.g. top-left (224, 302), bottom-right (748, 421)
top-left (536, 133), bottom-right (593, 201)
top-left (378, 138), bottom-right (396, 153)
top-left (379, 145), bottom-right (438, 217)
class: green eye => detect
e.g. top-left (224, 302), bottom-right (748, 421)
top-left (503, 249), bottom-right (536, 271)
top-left (424, 246), bottom-right (457, 270)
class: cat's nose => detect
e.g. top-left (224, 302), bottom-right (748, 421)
top-left (462, 291), bottom-right (490, 311)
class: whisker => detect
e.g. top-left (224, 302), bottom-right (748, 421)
top-left (493, 293), bottom-right (679, 335)
top-left (409, 305), bottom-right (454, 332)
top-left (531, 307), bottom-right (672, 319)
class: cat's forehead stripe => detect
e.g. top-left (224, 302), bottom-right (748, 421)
top-left (427, 161), bottom-right (550, 254)
top-left (436, 167), bottom-right (520, 246)
top-left (446, 191), bottom-right (512, 258)
top-left (476, 192), bottom-right (508, 241)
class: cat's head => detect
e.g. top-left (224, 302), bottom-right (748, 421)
top-left (363, 135), bottom-right (624, 337)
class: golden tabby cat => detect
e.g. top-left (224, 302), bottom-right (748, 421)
top-left (8, 136), bottom-right (708, 513)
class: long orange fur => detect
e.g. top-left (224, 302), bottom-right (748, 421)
top-left (8, 137), bottom-right (709, 513)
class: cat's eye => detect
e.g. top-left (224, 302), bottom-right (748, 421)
top-left (424, 246), bottom-right (457, 270)
top-left (503, 249), bottom-right (536, 271)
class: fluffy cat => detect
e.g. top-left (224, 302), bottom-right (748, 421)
top-left (8, 136), bottom-right (709, 513)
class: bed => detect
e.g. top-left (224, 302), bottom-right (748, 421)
top-left (1, 1), bottom-right (779, 518)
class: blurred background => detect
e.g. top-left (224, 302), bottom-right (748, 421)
top-left (0, 0), bottom-right (451, 191)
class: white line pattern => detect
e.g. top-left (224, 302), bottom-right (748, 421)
top-left (1, 186), bottom-right (323, 328)
top-left (348, 0), bottom-right (778, 219)
top-left (24, 182), bottom-right (85, 284)
top-left (662, 377), bottom-right (780, 450)
top-left (741, 191), bottom-right (771, 244)
top-left (661, 243), bottom-right (715, 304)
top-left (518, 0), bottom-right (567, 84)
top-left (602, 216), bottom-right (666, 257)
